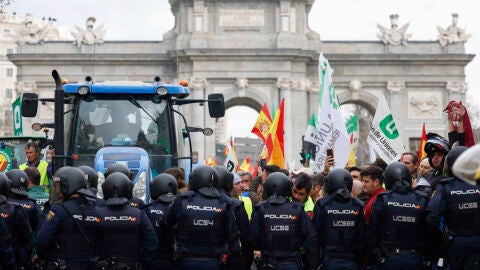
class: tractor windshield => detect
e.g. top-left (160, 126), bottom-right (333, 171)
top-left (71, 97), bottom-right (173, 174)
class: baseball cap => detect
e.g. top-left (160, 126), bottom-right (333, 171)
top-left (292, 167), bottom-right (314, 176)
top-left (233, 174), bottom-right (242, 184)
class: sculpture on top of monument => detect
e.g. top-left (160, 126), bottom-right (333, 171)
top-left (14, 13), bottom-right (49, 45)
top-left (71, 17), bottom-right (106, 48)
top-left (0, 3), bottom-right (6, 22)
top-left (376, 14), bottom-right (411, 46)
top-left (437, 13), bottom-right (471, 47)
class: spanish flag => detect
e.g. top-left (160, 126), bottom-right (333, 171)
top-left (266, 98), bottom-right (285, 169)
top-left (418, 123), bottom-right (427, 160)
top-left (239, 155), bottom-right (254, 174)
top-left (251, 103), bottom-right (273, 144)
top-left (205, 156), bottom-right (217, 167)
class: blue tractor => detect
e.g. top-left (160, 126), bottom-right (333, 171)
top-left (21, 70), bottom-right (224, 202)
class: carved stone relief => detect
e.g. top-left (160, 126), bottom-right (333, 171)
top-left (190, 78), bottom-right (207, 91)
top-left (408, 91), bottom-right (442, 119)
top-left (437, 13), bottom-right (471, 47)
top-left (387, 81), bottom-right (405, 93)
top-left (71, 17), bottom-right (106, 48)
top-left (349, 80), bottom-right (362, 92)
top-left (277, 77), bottom-right (293, 91)
top-left (446, 81), bottom-right (467, 93)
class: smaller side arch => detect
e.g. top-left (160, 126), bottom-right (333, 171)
top-left (222, 87), bottom-right (268, 112)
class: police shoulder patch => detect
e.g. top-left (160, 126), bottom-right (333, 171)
top-left (46, 210), bottom-right (55, 221)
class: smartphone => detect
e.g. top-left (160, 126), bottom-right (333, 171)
top-left (326, 148), bottom-right (334, 158)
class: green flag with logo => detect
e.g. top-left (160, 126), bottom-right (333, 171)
top-left (367, 95), bottom-right (404, 164)
top-left (12, 96), bottom-right (23, 136)
top-left (345, 114), bottom-right (359, 134)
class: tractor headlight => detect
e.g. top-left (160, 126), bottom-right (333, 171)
top-left (156, 86), bottom-right (168, 96)
top-left (133, 171), bottom-right (147, 202)
top-left (78, 86), bottom-right (90, 95)
top-left (96, 171), bottom-right (105, 199)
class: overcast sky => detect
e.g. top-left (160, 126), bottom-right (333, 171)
top-left (5, 0), bottom-right (480, 136)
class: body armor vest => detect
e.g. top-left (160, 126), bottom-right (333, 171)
top-left (377, 191), bottom-right (428, 251)
top-left (145, 201), bottom-right (174, 259)
top-left (259, 201), bottom-right (303, 258)
top-left (441, 177), bottom-right (480, 236)
top-left (98, 205), bottom-right (142, 259)
top-left (176, 192), bottom-right (228, 257)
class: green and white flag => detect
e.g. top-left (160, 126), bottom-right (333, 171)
top-left (12, 96), bottom-right (23, 136)
top-left (304, 113), bottom-right (317, 144)
top-left (313, 54), bottom-right (351, 172)
top-left (367, 95), bottom-right (404, 164)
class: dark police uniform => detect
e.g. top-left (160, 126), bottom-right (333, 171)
top-left (36, 197), bottom-right (101, 270)
top-left (166, 190), bottom-right (237, 270)
top-left (7, 196), bottom-right (42, 232)
top-left (312, 194), bottom-right (365, 269)
top-left (426, 176), bottom-right (480, 269)
top-left (0, 200), bottom-right (32, 270)
top-left (220, 193), bottom-right (252, 270)
top-left (98, 204), bottom-right (158, 269)
top-left (368, 190), bottom-right (429, 269)
top-left (250, 198), bottom-right (311, 270)
top-left (0, 215), bottom-right (16, 269)
top-left (144, 199), bottom-right (175, 269)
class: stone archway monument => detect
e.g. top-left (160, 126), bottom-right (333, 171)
top-left (10, 0), bottom-right (474, 164)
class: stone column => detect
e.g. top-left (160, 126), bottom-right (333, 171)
top-left (386, 81), bottom-right (405, 145)
top-left (189, 77), bottom-right (207, 160)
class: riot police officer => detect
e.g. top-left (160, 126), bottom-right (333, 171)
top-left (0, 212), bottom-right (16, 269)
top-left (144, 173), bottom-right (178, 270)
top-left (97, 172), bottom-right (158, 270)
top-left (368, 162), bottom-right (429, 270)
top-left (78, 165), bottom-right (99, 196)
top-left (36, 166), bottom-right (101, 270)
top-left (165, 165), bottom-right (238, 270)
top-left (104, 163), bottom-right (145, 208)
top-left (312, 168), bottom-right (365, 269)
top-left (78, 165), bottom-right (105, 207)
top-left (215, 166), bottom-right (252, 270)
top-left (424, 133), bottom-right (450, 189)
top-left (250, 172), bottom-right (316, 270)
top-left (426, 145), bottom-right (480, 269)
top-left (0, 173), bottom-right (32, 270)
top-left (6, 169), bottom-right (42, 232)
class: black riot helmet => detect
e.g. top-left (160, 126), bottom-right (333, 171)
top-left (263, 172), bottom-right (292, 204)
top-left (383, 162), bottom-right (412, 190)
top-left (105, 163), bottom-right (132, 180)
top-left (102, 172), bottom-right (133, 206)
top-left (444, 146), bottom-right (468, 177)
top-left (214, 165), bottom-right (234, 194)
top-left (0, 173), bottom-right (10, 203)
top-left (149, 173), bottom-right (178, 203)
top-left (189, 165), bottom-right (220, 197)
top-left (324, 168), bottom-right (353, 195)
top-left (6, 169), bottom-right (29, 197)
top-left (54, 166), bottom-right (94, 198)
top-left (78, 166), bottom-right (99, 188)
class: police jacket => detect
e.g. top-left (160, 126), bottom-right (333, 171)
top-left (98, 203), bottom-right (158, 264)
top-left (250, 197), bottom-right (311, 260)
top-left (0, 216), bottom-right (16, 269)
top-left (0, 200), bottom-right (32, 259)
top-left (36, 196), bottom-right (101, 263)
top-left (165, 190), bottom-right (238, 258)
top-left (144, 200), bottom-right (175, 260)
top-left (312, 193), bottom-right (365, 262)
top-left (368, 187), bottom-right (429, 255)
top-left (426, 177), bottom-right (480, 237)
top-left (220, 193), bottom-right (251, 254)
top-left (8, 195), bottom-right (42, 232)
